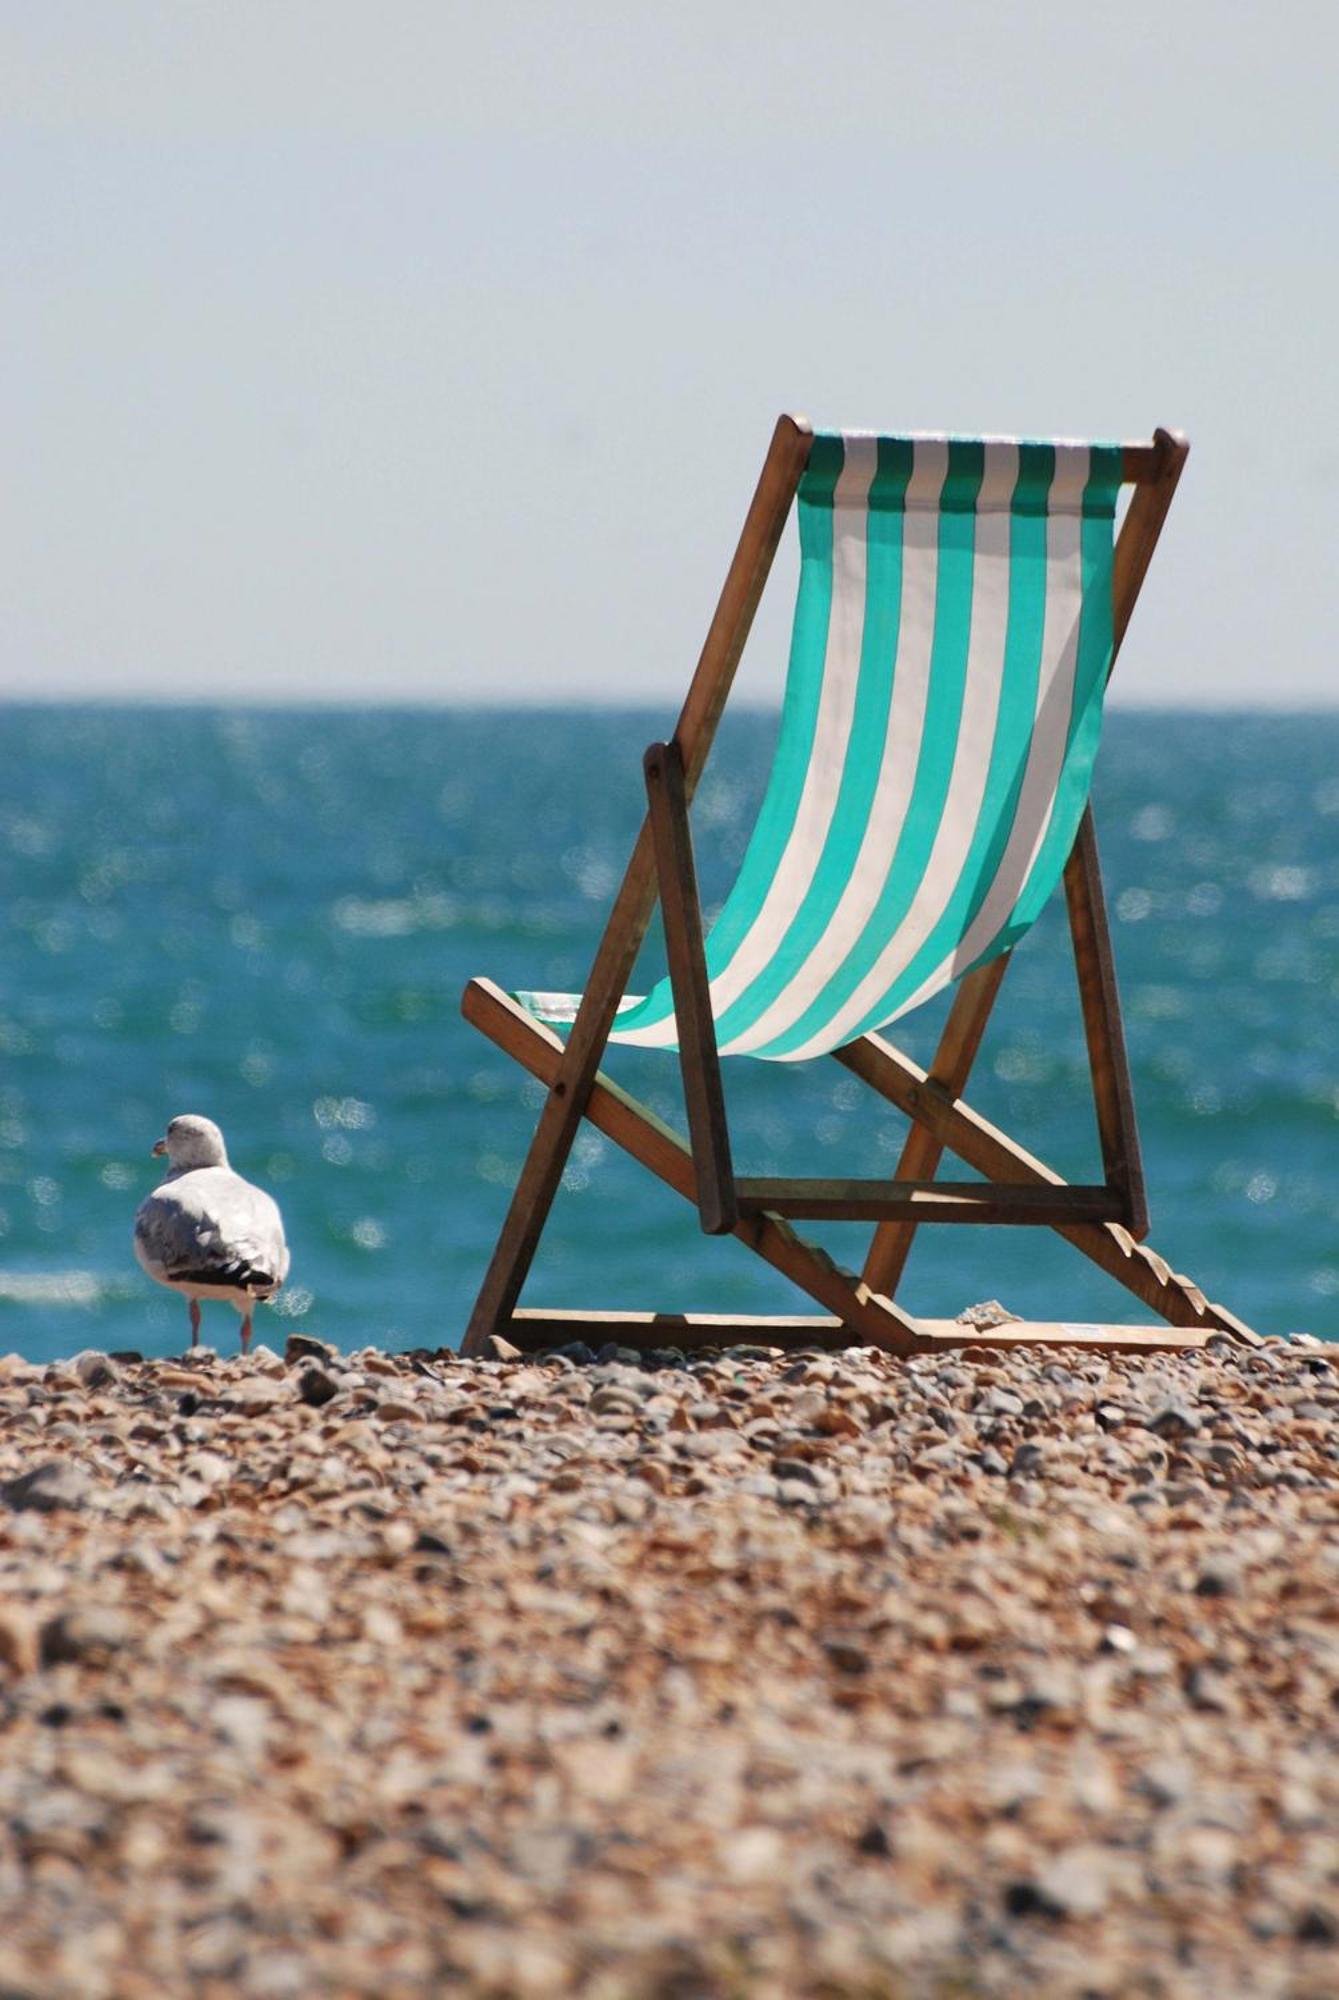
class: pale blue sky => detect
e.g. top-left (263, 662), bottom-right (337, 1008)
top-left (4, 3), bottom-right (1336, 704)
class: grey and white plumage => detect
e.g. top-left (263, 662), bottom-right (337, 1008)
top-left (133, 1114), bottom-right (290, 1351)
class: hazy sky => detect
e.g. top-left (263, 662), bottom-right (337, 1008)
top-left (5, 3), bottom-right (1336, 705)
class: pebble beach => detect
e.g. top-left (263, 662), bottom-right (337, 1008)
top-left (1, 1329), bottom-right (1336, 1998)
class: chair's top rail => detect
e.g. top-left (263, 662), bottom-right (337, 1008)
top-left (786, 421), bottom-right (1182, 487)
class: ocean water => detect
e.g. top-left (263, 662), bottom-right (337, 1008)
top-left (1, 704), bottom-right (1336, 1363)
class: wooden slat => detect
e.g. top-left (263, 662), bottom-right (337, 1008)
top-left (461, 416), bottom-right (813, 1354)
top-left (921, 1318), bottom-right (1208, 1353)
top-left (862, 955), bottom-right (1010, 1294)
top-left (644, 739), bottom-right (737, 1234)
top-left (1064, 808), bottom-right (1149, 1236)
top-left (507, 1309), bottom-right (855, 1352)
top-left (834, 1030), bottom-right (1260, 1341)
top-left (503, 1307), bottom-right (1210, 1356)
top-left (462, 979), bottom-right (925, 1353)
top-left (736, 1179), bottom-right (1123, 1224)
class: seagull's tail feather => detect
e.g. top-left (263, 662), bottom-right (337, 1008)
top-left (164, 1259), bottom-right (284, 1299)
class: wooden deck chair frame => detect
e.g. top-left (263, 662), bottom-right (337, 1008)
top-left (461, 416), bottom-right (1259, 1358)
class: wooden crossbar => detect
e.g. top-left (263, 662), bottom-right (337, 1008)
top-left (735, 1180), bottom-right (1124, 1224)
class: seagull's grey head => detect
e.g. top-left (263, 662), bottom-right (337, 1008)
top-left (152, 1114), bottom-right (230, 1172)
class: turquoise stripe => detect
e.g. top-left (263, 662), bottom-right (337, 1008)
top-left (610, 433), bottom-right (846, 1040)
top-left (753, 439), bottom-right (985, 1058)
top-left (824, 443), bottom-right (1056, 1042)
top-left (964, 443), bottom-right (1121, 966)
top-left (709, 437), bottom-right (913, 1048)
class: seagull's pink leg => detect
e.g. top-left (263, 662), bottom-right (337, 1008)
top-left (240, 1311), bottom-right (252, 1355)
top-left (189, 1299), bottom-right (201, 1347)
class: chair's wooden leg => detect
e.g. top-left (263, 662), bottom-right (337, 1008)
top-left (862, 955), bottom-right (1010, 1296)
top-left (835, 1029), bottom-right (1258, 1342)
top-left (459, 823), bottom-right (658, 1357)
top-left (460, 417), bottom-right (812, 1355)
top-left (463, 980), bottom-right (926, 1354)
top-left (644, 740), bottom-right (737, 1235)
top-left (1064, 807), bottom-right (1149, 1237)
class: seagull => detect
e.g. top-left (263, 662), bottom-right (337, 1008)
top-left (133, 1114), bottom-right (290, 1352)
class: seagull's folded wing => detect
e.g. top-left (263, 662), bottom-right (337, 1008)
top-left (135, 1174), bottom-right (289, 1293)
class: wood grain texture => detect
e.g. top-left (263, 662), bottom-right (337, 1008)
top-left (644, 740), bottom-right (736, 1234)
top-left (736, 1179), bottom-right (1123, 1224)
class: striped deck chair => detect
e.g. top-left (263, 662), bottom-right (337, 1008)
top-left (462, 417), bottom-right (1258, 1357)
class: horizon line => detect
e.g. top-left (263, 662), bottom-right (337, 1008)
top-left (4, 693), bottom-right (1339, 717)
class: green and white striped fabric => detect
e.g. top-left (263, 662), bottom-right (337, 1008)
top-left (527, 431), bottom-right (1123, 1062)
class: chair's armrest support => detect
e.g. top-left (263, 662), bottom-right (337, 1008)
top-left (643, 740), bottom-right (738, 1235)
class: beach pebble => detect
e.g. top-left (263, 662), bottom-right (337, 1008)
top-left (72, 1350), bottom-right (119, 1390)
top-left (1147, 1401), bottom-right (1201, 1437)
top-left (296, 1365), bottom-right (340, 1408)
top-left (285, 1334), bottom-right (338, 1366)
top-left (0, 1331), bottom-right (1331, 1996)
top-left (595, 1343), bottom-right (643, 1368)
top-left (2, 1460), bottom-right (93, 1513)
top-left (224, 1377), bottom-right (291, 1413)
top-left (0, 1609), bottom-right (40, 1676)
top-left (39, 1604), bottom-right (133, 1666)
top-left (1033, 1847), bottom-right (1113, 1919)
top-left (550, 1341), bottom-right (596, 1366)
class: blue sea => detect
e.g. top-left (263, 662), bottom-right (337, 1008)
top-left (1, 705), bottom-right (1336, 1362)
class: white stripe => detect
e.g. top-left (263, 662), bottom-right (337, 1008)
top-left (974, 440), bottom-right (1028, 510)
top-left (831, 431), bottom-right (1099, 458)
top-left (879, 449), bottom-right (1092, 1026)
top-left (765, 443), bottom-right (1019, 1061)
top-left (715, 440), bottom-right (950, 1054)
top-left (613, 437), bottom-right (881, 1049)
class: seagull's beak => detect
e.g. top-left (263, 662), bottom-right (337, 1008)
top-left (152, 1137), bottom-right (168, 1158)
